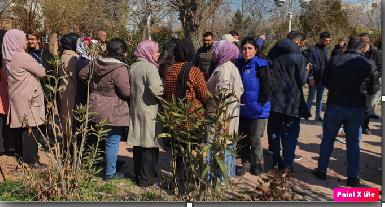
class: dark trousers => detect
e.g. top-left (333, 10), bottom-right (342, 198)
top-left (133, 146), bottom-right (159, 187)
top-left (238, 118), bottom-right (267, 166)
top-left (0, 115), bottom-right (8, 152)
top-left (9, 127), bottom-right (40, 164)
top-left (363, 112), bottom-right (370, 130)
top-left (268, 111), bottom-right (300, 169)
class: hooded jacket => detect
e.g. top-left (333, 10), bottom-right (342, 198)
top-left (268, 39), bottom-right (307, 117)
top-left (79, 58), bottom-right (130, 126)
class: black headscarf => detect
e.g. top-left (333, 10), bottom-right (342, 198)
top-left (0, 29), bottom-right (6, 68)
top-left (60, 33), bottom-right (79, 52)
top-left (174, 38), bottom-right (195, 62)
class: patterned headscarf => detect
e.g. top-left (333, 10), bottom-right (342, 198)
top-left (212, 40), bottom-right (239, 68)
top-left (134, 40), bottom-right (159, 68)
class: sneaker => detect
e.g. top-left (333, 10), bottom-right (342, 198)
top-left (335, 137), bottom-right (346, 144)
top-left (363, 129), bottom-right (372, 135)
top-left (236, 162), bottom-right (251, 176)
top-left (312, 169), bottom-right (326, 180)
top-left (294, 155), bottom-right (302, 162)
top-left (346, 177), bottom-right (360, 187)
top-left (250, 164), bottom-right (264, 176)
top-left (104, 172), bottom-right (125, 181)
top-left (29, 162), bottom-right (48, 170)
top-left (265, 149), bottom-right (273, 156)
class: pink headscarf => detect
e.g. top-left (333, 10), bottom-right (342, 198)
top-left (134, 40), bottom-right (159, 68)
top-left (212, 40), bottom-right (239, 68)
top-left (2, 29), bottom-right (26, 71)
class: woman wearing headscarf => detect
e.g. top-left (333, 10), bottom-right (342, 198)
top-left (58, 33), bottom-right (80, 142)
top-left (164, 38), bottom-right (208, 111)
top-left (80, 38), bottom-right (130, 181)
top-left (2, 29), bottom-right (46, 168)
top-left (206, 40), bottom-right (244, 179)
top-left (127, 40), bottom-right (164, 187)
top-left (235, 36), bottom-right (272, 176)
top-left (0, 29), bottom-right (9, 154)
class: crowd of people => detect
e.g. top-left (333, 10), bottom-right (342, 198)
top-left (0, 27), bottom-right (381, 189)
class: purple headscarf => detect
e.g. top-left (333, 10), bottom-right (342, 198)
top-left (134, 40), bottom-right (159, 68)
top-left (212, 40), bottom-right (239, 68)
top-left (2, 29), bottom-right (26, 71)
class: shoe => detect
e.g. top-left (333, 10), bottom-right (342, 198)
top-left (29, 162), bottom-right (47, 170)
top-left (250, 164), bottom-right (264, 176)
top-left (363, 129), bottom-right (372, 135)
top-left (316, 117), bottom-right (323, 122)
top-left (335, 137), bottom-right (346, 144)
top-left (104, 172), bottom-right (125, 181)
top-left (236, 162), bottom-right (251, 176)
top-left (346, 177), bottom-right (360, 187)
top-left (294, 155), bottom-right (302, 162)
top-left (116, 160), bottom-right (126, 171)
top-left (312, 169), bottom-right (326, 180)
top-left (369, 114), bottom-right (380, 119)
top-left (265, 149), bottom-right (273, 156)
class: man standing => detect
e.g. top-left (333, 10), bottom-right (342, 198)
top-left (97, 30), bottom-right (108, 53)
top-left (267, 31), bottom-right (308, 172)
top-left (331, 38), bottom-right (346, 57)
top-left (306, 32), bottom-right (331, 122)
top-left (193, 32), bottom-right (214, 79)
top-left (313, 37), bottom-right (379, 187)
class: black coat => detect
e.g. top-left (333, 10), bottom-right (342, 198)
top-left (323, 50), bottom-right (380, 109)
top-left (268, 39), bottom-right (308, 118)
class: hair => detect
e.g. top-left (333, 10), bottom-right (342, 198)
top-left (0, 29), bottom-right (6, 68)
top-left (287, 31), bottom-right (305, 41)
top-left (319, 32), bottom-right (331, 39)
top-left (374, 38), bottom-right (382, 50)
top-left (229, 31), bottom-right (239, 37)
top-left (27, 30), bottom-right (43, 49)
top-left (106, 38), bottom-right (128, 63)
top-left (347, 37), bottom-right (365, 51)
top-left (174, 38), bottom-right (195, 62)
top-left (359, 33), bottom-right (370, 38)
top-left (338, 38), bottom-right (345, 42)
top-left (59, 33), bottom-right (80, 52)
top-left (203, 32), bottom-right (214, 38)
top-left (240, 36), bottom-right (258, 49)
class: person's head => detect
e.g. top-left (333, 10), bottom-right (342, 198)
top-left (319, 32), bottom-right (331, 47)
top-left (134, 40), bottom-right (160, 66)
top-left (174, 38), bottom-right (195, 62)
top-left (229, 31), bottom-right (240, 41)
top-left (212, 40), bottom-right (239, 68)
top-left (241, 36), bottom-right (258, 61)
top-left (346, 37), bottom-right (366, 53)
top-left (60, 33), bottom-right (80, 52)
top-left (171, 33), bottom-right (179, 42)
top-left (359, 33), bottom-right (371, 52)
top-left (202, 32), bottom-right (214, 48)
top-left (338, 38), bottom-right (346, 47)
top-left (106, 38), bottom-right (128, 63)
top-left (2, 29), bottom-right (28, 68)
top-left (287, 31), bottom-right (305, 47)
top-left (97, 30), bottom-right (107, 43)
top-left (27, 30), bottom-right (42, 50)
top-left (374, 38), bottom-right (382, 50)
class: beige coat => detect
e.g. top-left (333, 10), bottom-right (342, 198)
top-left (58, 50), bottom-right (79, 135)
top-left (6, 52), bottom-right (46, 128)
top-left (127, 58), bottom-right (164, 148)
top-left (207, 61), bottom-right (244, 135)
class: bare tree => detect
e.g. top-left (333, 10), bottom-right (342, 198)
top-left (11, 0), bottom-right (42, 32)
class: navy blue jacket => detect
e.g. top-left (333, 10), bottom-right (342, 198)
top-left (306, 44), bottom-right (329, 84)
top-left (236, 56), bottom-right (271, 119)
top-left (268, 39), bottom-right (307, 118)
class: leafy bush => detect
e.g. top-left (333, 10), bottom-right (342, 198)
top-left (0, 180), bottom-right (37, 201)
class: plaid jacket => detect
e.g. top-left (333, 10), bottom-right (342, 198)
top-left (164, 62), bottom-right (209, 111)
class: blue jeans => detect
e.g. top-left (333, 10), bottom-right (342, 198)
top-left (306, 82), bottom-right (325, 118)
top-left (318, 105), bottom-right (365, 178)
top-left (105, 126), bottom-right (125, 176)
top-left (268, 111), bottom-right (300, 169)
top-left (207, 144), bottom-right (236, 182)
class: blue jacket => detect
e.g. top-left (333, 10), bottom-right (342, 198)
top-left (306, 44), bottom-right (329, 84)
top-left (236, 56), bottom-right (271, 119)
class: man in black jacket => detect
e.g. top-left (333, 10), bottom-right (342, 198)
top-left (305, 32), bottom-right (331, 122)
top-left (267, 31), bottom-right (308, 171)
top-left (313, 37), bottom-right (380, 187)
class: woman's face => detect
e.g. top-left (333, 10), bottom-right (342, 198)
top-left (242, 43), bottom-right (256, 61)
top-left (27, 34), bottom-right (40, 49)
top-left (153, 47), bottom-right (160, 62)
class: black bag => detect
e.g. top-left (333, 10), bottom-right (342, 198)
top-left (177, 62), bottom-right (193, 99)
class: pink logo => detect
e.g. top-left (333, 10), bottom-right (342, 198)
top-left (334, 188), bottom-right (379, 202)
